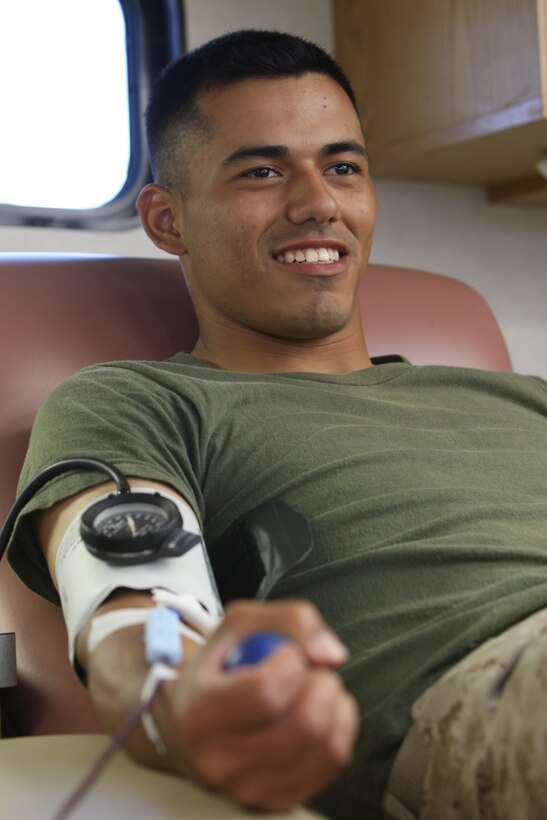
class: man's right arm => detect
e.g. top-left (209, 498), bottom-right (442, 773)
top-left (35, 483), bottom-right (359, 813)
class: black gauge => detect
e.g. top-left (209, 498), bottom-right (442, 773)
top-left (80, 492), bottom-right (201, 565)
top-left (92, 501), bottom-right (171, 538)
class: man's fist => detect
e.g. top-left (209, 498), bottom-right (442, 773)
top-left (165, 599), bottom-right (359, 812)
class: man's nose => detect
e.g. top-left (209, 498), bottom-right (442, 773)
top-left (286, 170), bottom-right (341, 225)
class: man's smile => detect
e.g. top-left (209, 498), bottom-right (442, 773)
top-left (272, 238), bottom-right (349, 272)
top-left (275, 247), bottom-right (340, 264)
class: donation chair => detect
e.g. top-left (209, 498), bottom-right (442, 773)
top-left (0, 253), bottom-right (512, 738)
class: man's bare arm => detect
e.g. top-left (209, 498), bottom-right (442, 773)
top-left (34, 482), bottom-right (359, 812)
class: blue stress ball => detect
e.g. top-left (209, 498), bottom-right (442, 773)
top-left (224, 632), bottom-right (289, 670)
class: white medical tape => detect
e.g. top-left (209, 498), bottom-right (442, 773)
top-left (140, 662), bottom-right (179, 756)
top-left (177, 620), bottom-right (207, 645)
top-left (88, 604), bottom-right (210, 658)
top-left (55, 486), bottom-right (223, 665)
top-left (88, 608), bottom-right (149, 654)
top-left (152, 588), bottom-right (221, 636)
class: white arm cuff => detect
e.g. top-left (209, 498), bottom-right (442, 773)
top-left (55, 486), bottom-right (222, 666)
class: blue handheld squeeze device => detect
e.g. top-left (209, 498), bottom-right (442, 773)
top-left (224, 632), bottom-right (289, 670)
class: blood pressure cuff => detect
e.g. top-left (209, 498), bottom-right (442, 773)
top-left (55, 487), bottom-right (222, 670)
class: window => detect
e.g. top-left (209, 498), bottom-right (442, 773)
top-left (0, 0), bottom-right (184, 229)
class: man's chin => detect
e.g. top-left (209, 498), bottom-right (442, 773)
top-left (262, 311), bottom-right (353, 343)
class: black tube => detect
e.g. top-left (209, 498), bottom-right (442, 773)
top-left (0, 458), bottom-right (131, 560)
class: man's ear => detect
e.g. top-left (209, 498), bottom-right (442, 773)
top-left (136, 183), bottom-right (187, 255)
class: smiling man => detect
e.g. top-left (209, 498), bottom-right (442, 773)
top-left (7, 29), bottom-right (547, 820)
top-left (138, 70), bottom-right (377, 372)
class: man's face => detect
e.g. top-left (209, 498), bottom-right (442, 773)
top-left (174, 73), bottom-right (377, 342)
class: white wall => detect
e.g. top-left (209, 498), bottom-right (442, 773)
top-left (183, 0), bottom-right (333, 52)
top-left (1, 0), bottom-right (546, 377)
top-left (371, 180), bottom-right (547, 378)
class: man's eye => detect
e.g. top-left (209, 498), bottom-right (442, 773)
top-left (243, 167), bottom-right (277, 179)
top-left (327, 162), bottom-right (358, 176)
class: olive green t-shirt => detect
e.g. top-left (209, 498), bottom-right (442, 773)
top-left (8, 356), bottom-right (547, 819)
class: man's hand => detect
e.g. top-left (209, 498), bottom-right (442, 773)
top-left (155, 599), bottom-right (359, 813)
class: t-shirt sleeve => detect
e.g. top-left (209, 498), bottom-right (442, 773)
top-left (6, 363), bottom-right (205, 604)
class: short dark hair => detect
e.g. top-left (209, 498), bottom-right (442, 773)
top-left (145, 29), bottom-right (359, 186)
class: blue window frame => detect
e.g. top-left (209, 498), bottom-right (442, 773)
top-left (0, 0), bottom-right (184, 229)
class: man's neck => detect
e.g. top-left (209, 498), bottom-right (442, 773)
top-left (191, 325), bottom-right (373, 374)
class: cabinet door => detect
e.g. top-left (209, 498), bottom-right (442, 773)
top-left (335, 0), bottom-right (547, 204)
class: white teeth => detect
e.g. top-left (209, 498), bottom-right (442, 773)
top-left (276, 247), bottom-right (341, 264)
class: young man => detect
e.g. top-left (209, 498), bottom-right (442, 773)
top-left (7, 30), bottom-right (547, 820)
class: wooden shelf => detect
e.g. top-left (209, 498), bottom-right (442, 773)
top-left (334, 0), bottom-right (547, 205)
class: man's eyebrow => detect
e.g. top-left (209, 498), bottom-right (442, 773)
top-left (222, 145), bottom-right (290, 165)
top-left (221, 140), bottom-right (368, 167)
top-left (320, 141), bottom-right (369, 160)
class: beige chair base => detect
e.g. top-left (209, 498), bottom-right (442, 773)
top-left (0, 735), bottom-right (324, 819)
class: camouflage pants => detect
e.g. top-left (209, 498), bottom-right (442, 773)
top-left (384, 608), bottom-right (547, 820)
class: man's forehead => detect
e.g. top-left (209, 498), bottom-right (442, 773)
top-left (198, 73), bottom-right (357, 122)
top-left (195, 74), bottom-right (363, 156)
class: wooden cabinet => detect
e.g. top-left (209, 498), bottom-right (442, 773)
top-left (334, 0), bottom-right (547, 205)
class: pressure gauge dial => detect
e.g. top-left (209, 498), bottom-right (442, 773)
top-left (80, 492), bottom-right (201, 565)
